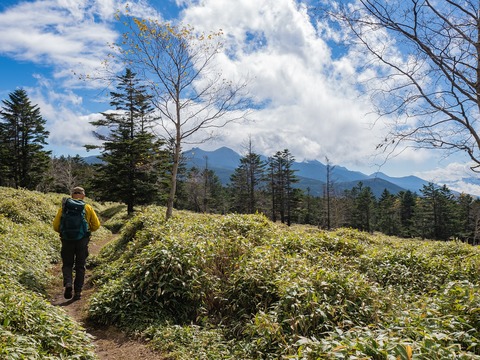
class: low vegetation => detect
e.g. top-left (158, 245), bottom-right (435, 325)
top-left (89, 207), bottom-right (480, 359)
top-left (2, 186), bottom-right (480, 359)
top-left (0, 187), bottom-right (104, 359)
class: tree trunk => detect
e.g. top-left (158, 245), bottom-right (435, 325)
top-left (166, 143), bottom-right (179, 220)
top-left (166, 115), bottom-right (182, 220)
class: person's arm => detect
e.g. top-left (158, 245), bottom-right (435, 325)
top-left (53, 208), bottom-right (62, 233)
top-left (85, 204), bottom-right (101, 232)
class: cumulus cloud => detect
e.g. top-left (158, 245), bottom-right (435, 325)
top-left (416, 162), bottom-right (480, 196)
top-left (0, 0), bottom-right (161, 154)
top-left (0, 1), bottom-right (112, 82)
top-left (1, 0), bottom-right (476, 187)
top-left (417, 162), bottom-right (472, 183)
top-left (178, 0), bottom-right (386, 168)
top-left (0, 0), bottom-right (160, 89)
top-left (24, 75), bottom-right (101, 154)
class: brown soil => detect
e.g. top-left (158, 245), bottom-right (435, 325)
top-left (48, 235), bottom-right (165, 360)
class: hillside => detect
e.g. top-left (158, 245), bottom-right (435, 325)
top-left (0, 187), bottom-right (98, 358)
top-left (0, 187), bottom-right (158, 359)
top-left (89, 205), bottom-right (480, 359)
top-left (3, 187), bottom-right (480, 359)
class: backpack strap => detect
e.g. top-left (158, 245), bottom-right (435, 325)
top-left (61, 197), bottom-right (68, 211)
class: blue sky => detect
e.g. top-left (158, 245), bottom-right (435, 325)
top-left (0, 0), bottom-right (478, 195)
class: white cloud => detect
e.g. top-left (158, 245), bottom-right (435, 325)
top-left (416, 162), bottom-right (480, 196)
top-left (417, 162), bottom-right (472, 183)
top-left (23, 75), bottom-right (101, 155)
top-left (179, 0), bottom-right (387, 169)
top-left (0, 1), bottom-right (114, 86)
top-left (1, 0), bottom-right (477, 190)
top-left (0, 0), bottom-right (161, 89)
top-left (0, 0), bottom-right (160, 156)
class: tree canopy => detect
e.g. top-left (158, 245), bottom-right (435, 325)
top-left (109, 12), bottom-right (250, 219)
top-left (0, 89), bottom-right (50, 189)
top-left (88, 69), bottom-right (167, 214)
top-left (324, 1), bottom-right (480, 172)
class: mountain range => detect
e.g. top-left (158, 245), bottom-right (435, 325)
top-left (84, 146), bottom-right (479, 197)
top-left (182, 147), bottom-right (432, 197)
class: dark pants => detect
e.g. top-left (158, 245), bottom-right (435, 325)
top-left (61, 237), bottom-right (89, 293)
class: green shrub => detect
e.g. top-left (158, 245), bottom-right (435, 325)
top-left (0, 186), bottom-right (120, 359)
top-left (87, 206), bottom-right (480, 359)
top-left (359, 238), bottom-right (480, 294)
top-left (0, 196), bottom-right (59, 293)
top-left (146, 324), bottom-right (240, 359)
top-left (100, 203), bottom-right (128, 233)
top-left (0, 277), bottom-right (97, 359)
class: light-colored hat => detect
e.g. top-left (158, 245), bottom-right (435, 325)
top-left (72, 186), bottom-right (85, 195)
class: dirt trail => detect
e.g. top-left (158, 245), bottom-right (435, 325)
top-left (48, 235), bottom-right (164, 360)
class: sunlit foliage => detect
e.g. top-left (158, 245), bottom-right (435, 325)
top-left (88, 207), bottom-right (480, 359)
top-left (0, 187), bottom-right (107, 359)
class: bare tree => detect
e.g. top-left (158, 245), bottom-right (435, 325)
top-left (111, 13), bottom-right (249, 219)
top-left (325, 1), bottom-right (480, 171)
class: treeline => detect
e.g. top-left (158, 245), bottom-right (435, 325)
top-left (1, 84), bottom-right (479, 244)
top-left (177, 157), bottom-right (480, 244)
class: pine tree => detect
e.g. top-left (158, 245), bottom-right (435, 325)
top-left (269, 149), bottom-right (298, 226)
top-left (344, 182), bottom-right (376, 232)
top-left (88, 69), bottom-right (167, 214)
top-left (436, 185), bottom-right (458, 240)
top-left (230, 150), bottom-right (266, 214)
top-left (0, 89), bottom-right (50, 189)
top-left (376, 189), bottom-right (400, 235)
top-left (457, 193), bottom-right (475, 243)
top-left (398, 190), bottom-right (417, 237)
top-left (202, 168), bottom-right (226, 214)
top-left (417, 183), bottom-right (457, 240)
top-left (324, 157), bottom-right (336, 229)
top-left (229, 164), bottom-right (250, 213)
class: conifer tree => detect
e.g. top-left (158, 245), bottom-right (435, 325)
top-left (0, 89), bottom-right (50, 189)
top-left (398, 190), bottom-right (417, 237)
top-left (269, 149), bottom-right (298, 225)
top-left (230, 150), bottom-right (266, 214)
top-left (324, 157), bottom-right (336, 229)
top-left (88, 69), bottom-right (167, 214)
top-left (229, 164), bottom-right (250, 213)
top-left (416, 183), bottom-right (457, 240)
top-left (344, 182), bottom-right (376, 232)
top-left (376, 189), bottom-right (399, 235)
top-left (457, 193), bottom-right (475, 243)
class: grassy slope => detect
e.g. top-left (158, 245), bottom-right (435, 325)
top-left (88, 207), bottom-right (480, 359)
top-left (2, 187), bottom-right (479, 359)
top-left (0, 187), bottom-right (112, 359)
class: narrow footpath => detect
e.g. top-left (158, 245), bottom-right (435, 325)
top-left (48, 234), bottom-right (164, 360)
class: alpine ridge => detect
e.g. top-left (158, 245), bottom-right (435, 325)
top-left (182, 147), bottom-right (431, 197)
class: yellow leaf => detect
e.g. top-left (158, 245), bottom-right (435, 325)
top-left (406, 345), bottom-right (412, 359)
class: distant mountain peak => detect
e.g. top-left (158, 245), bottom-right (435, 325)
top-left (84, 146), bottom-right (476, 197)
top-left (181, 146), bottom-right (435, 196)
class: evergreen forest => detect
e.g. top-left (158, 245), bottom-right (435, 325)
top-left (1, 86), bottom-right (480, 243)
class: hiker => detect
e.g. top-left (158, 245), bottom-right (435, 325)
top-left (53, 186), bottom-right (100, 300)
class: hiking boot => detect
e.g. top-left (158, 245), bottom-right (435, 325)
top-left (64, 284), bottom-right (73, 299)
top-left (73, 292), bottom-right (82, 300)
